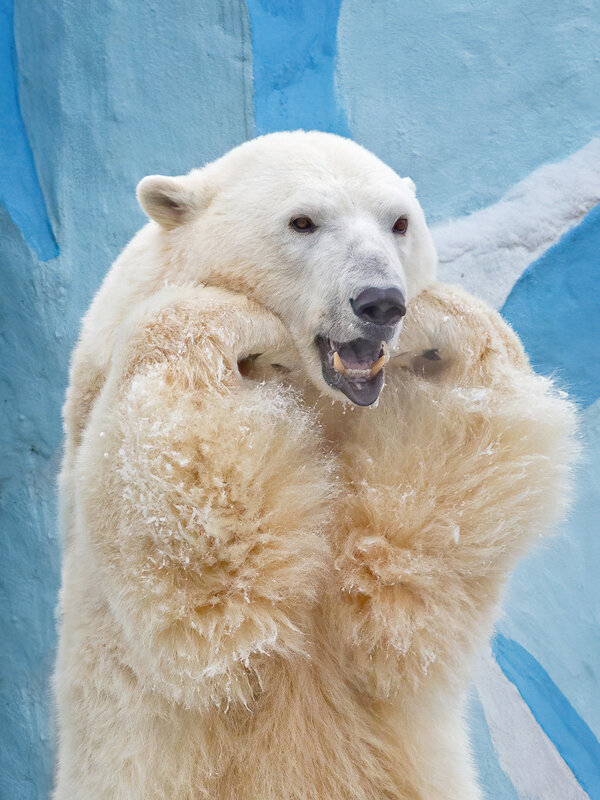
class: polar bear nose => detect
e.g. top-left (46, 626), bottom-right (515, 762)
top-left (350, 287), bottom-right (406, 326)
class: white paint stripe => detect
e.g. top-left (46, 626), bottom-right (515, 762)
top-left (433, 139), bottom-right (600, 309)
top-left (473, 647), bottom-right (590, 800)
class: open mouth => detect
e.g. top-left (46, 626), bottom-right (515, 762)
top-left (315, 336), bottom-right (389, 406)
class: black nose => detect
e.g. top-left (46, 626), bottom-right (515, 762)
top-left (350, 287), bottom-right (406, 326)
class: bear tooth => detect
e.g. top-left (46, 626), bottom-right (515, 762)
top-left (333, 351), bottom-right (346, 375)
top-left (370, 353), bottom-right (389, 377)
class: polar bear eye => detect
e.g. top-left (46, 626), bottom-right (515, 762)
top-left (393, 217), bottom-right (408, 235)
top-left (291, 216), bottom-right (317, 232)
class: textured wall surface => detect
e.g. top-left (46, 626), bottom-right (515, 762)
top-left (0, 1), bottom-right (598, 798)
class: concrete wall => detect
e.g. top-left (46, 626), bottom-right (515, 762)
top-left (1, 1), bottom-right (598, 797)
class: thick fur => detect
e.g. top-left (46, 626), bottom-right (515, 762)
top-left (53, 133), bottom-right (577, 799)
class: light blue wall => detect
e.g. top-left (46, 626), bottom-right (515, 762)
top-left (337, 0), bottom-right (600, 223)
top-left (1, 1), bottom-right (598, 797)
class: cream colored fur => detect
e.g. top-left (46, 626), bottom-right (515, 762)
top-left (53, 132), bottom-right (577, 799)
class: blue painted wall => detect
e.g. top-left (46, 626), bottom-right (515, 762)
top-left (337, 0), bottom-right (600, 223)
top-left (246, 0), bottom-right (349, 135)
top-left (0, 0), bottom-right (57, 260)
top-left (1, 1), bottom-right (598, 797)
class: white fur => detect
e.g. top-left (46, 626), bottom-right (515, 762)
top-left (53, 132), bottom-right (577, 799)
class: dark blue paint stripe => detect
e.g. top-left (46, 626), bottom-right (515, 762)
top-left (501, 204), bottom-right (600, 408)
top-left (468, 689), bottom-right (520, 800)
top-left (245, 0), bottom-right (349, 136)
top-left (0, 0), bottom-right (58, 260)
top-left (493, 633), bottom-right (600, 798)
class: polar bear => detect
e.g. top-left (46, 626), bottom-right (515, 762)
top-left (53, 131), bottom-right (576, 800)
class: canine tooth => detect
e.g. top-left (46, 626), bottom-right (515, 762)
top-left (370, 352), bottom-right (389, 377)
top-left (333, 351), bottom-right (346, 375)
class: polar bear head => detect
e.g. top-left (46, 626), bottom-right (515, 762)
top-left (137, 131), bottom-right (437, 406)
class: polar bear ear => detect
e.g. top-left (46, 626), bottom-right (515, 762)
top-left (137, 174), bottom-right (207, 230)
top-left (402, 177), bottom-right (416, 196)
